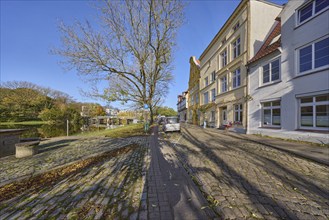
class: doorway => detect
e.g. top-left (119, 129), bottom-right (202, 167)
top-left (222, 107), bottom-right (227, 125)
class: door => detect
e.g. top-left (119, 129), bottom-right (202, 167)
top-left (222, 108), bottom-right (227, 125)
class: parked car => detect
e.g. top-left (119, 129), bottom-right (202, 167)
top-left (162, 116), bottom-right (180, 132)
top-left (157, 116), bottom-right (166, 125)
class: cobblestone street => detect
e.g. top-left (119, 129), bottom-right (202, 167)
top-left (0, 126), bottom-right (328, 219)
top-left (165, 125), bottom-right (329, 219)
top-left (0, 136), bottom-right (151, 219)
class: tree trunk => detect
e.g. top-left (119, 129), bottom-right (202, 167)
top-left (149, 106), bottom-right (154, 125)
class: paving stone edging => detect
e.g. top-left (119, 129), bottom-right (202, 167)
top-left (162, 137), bottom-right (221, 218)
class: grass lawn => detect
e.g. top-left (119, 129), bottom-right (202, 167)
top-left (79, 123), bottom-right (149, 138)
top-left (0, 121), bottom-right (47, 126)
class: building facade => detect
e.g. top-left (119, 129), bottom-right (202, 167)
top-left (248, 0), bottom-right (329, 144)
top-left (177, 91), bottom-right (188, 122)
top-left (187, 56), bottom-right (201, 125)
top-left (199, 0), bottom-right (282, 132)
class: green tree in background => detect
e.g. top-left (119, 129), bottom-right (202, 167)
top-left (0, 81), bottom-right (87, 126)
top-left (156, 106), bottom-right (177, 117)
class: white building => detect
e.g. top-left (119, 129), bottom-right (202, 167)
top-left (247, 0), bottom-right (329, 144)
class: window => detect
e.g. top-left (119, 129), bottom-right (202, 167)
top-left (211, 88), bottom-right (216, 101)
top-left (262, 58), bottom-right (280, 84)
top-left (232, 37), bottom-right (241, 59)
top-left (298, 0), bottom-right (329, 24)
top-left (234, 104), bottom-right (243, 123)
top-left (211, 71), bottom-right (216, 82)
top-left (191, 95), bottom-right (194, 106)
top-left (221, 49), bottom-right (227, 67)
top-left (232, 68), bottom-right (241, 88)
top-left (221, 37), bottom-right (227, 46)
top-left (262, 101), bottom-right (281, 127)
top-left (233, 22), bottom-right (240, 32)
top-left (204, 77), bottom-right (209, 87)
top-left (298, 37), bottom-right (329, 73)
top-left (195, 94), bottom-right (199, 104)
top-left (300, 94), bottom-right (329, 129)
top-left (211, 111), bottom-right (215, 122)
top-left (203, 92), bottom-right (209, 105)
top-left (221, 75), bottom-right (227, 93)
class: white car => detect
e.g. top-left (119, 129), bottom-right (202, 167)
top-left (163, 117), bottom-right (180, 132)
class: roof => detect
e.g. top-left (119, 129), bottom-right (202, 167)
top-left (192, 56), bottom-right (200, 67)
top-left (248, 20), bottom-right (281, 64)
top-left (199, 0), bottom-right (283, 61)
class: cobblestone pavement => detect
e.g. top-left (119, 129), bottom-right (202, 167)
top-left (0, 137), bottom-right (143, 186)
top-left (0, 136), bottom-right (150, 219)
top-left (164, 125), bottom-right (329, 220)
top-left (147, 127), bottom-right (214, 220)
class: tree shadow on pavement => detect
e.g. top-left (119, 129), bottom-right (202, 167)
top-left (0, 143), bottom-right (147, 219)
top-left (181, 127), bottom-right (300, 219)
top-left (145, 126), bottom-right (215, 220)
top-left (202, 129), bottom-right (329, 200)
top-left (38, 139), bottom-right (79, 153)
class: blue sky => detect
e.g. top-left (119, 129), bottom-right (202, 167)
top-left (1, 0), bottom-right (287, 110)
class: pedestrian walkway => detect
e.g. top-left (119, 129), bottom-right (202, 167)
top-left (185, 123), bottom-right (329, 166)
top-left (0, 136), bottom-right (150, 219)
top-left (0, 136), bottom-right (146, 186)
top-left (228, 132), bottom-right (329, 166)
top-left (147, 126), bottom-right (215, 219)
top-left (169, 125), bottom-right (329, 219)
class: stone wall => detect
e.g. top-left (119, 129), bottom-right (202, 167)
top-left (0, 130), bottom-right (24, 157)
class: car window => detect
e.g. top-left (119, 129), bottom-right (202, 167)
top-left (167, 118), bottom-right (179, 124)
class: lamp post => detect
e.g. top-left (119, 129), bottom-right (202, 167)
top-left (66, 119), bottom-right (69, 136)
top-left (143, 104), bottom-right (149, 133)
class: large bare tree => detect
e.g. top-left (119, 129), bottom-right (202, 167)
top-left (54, 0), bottom-right (184, 123)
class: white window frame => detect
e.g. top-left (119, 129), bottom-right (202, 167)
top-left (221, 49), bottom-right (227, 68)
top-left (211, 71), bottom-right (216, 83)
top-left (211, 110), bottom-right (215, 122)
top-left (261, 57), bottom-right (281, 86)
top-left (261, 101), bottom-right (281, 127)
top-left (221, 37), bottom-right (227, 46)
top-left (234, 104), bottom-right (243, 123)
top-left (233, 21), bottom-right (240, 32)
top-left (211, 88), bottom-right (216, 102)
top-left (232, 68), bottom-right (241, 88)
top-left (232, 37), bottom-right (241, 59)
top-left (299, 94), bottom-right (329, 130)
top-left (296, 0), bottom-right (329, 26)
top-left (221, 75), bottom-right (228, 93)
top-left (203, 92), bottom-right (209, 105)
top-left (204, 76), bottom-right (209, 87)
top-left (296, 36), bottom-right (329, 75)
